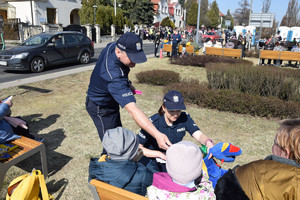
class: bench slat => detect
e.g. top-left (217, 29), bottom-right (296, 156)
top-left (162, 44), bottom-right (172, 52)
top-left (11, 137), bottom-right (40, 148)
top-left (280, 51), bottom-right (300, 61)
top-left (206, 47), bottom-right (223, 56)
top-left (260, 50), bottom-right (281, 60)
top-left (223, 49), bottom-right (242, 57)
top-left (89, 179), bottom-right (148, 200)
top-left (206, 47), bottom-right (241, 58)
top-left (5, 149), bottom-right (27, 161)
top-left (186, 45), bottom-right (194, 54)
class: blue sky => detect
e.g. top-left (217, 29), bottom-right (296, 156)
top-left (214, 0), bottom-right (289, 24)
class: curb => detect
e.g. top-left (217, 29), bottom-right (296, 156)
top-left (0, 53), bottom-right (155, 90)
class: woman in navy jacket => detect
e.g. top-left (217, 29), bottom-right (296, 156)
top-left (138, 90), bottom-right (214, 172)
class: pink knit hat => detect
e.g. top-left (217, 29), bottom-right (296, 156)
top-left (166, 141), bottom-right (203, 184)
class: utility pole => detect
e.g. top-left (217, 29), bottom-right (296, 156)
top-left (196, 0), bottom-right (201, 45)
top-left (112, 0), bottom-right (117, 41)
top-left (30, 0), bottom-right (34, 25)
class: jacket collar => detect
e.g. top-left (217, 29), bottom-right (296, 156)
top-left (152, 172), bottom-right (196, 193)
top-left (265, 155), bottom-right (300, 168)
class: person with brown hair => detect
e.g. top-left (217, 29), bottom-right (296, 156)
top-left (215, 119), bottom-right (300, 200)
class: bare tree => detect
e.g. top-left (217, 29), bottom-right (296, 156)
top-left (262, 0), bottom-right (271, 13)
top-left (234, 0), bottom-right (250, 25)
top-left (280, 15), bottom-right (288, 26)
top-left (284, 0), bottom-right (300, 26)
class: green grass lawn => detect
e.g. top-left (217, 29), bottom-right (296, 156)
top-left (0, 57), bottom-right (278, 199)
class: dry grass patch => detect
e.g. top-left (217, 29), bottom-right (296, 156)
top-left (0, 58), bottom-right (278, 199)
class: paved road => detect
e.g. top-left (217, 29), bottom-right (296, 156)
top-left (0, 40), bottom-right (156, 89)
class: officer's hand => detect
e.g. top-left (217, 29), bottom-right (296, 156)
top-left (156, 133), bottom-right (172, 150)
top-left (130, 84), bottom-right (136, 94)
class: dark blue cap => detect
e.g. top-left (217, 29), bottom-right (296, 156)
top-left (163, 90), bottom-right (186, 111)
top-left (116, 32), bottom-right (147, 64)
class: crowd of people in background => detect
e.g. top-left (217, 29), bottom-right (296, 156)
top-left (124, 24), bottom-right (300, 68)
top-left (260, 31), bottom-right (300, 67)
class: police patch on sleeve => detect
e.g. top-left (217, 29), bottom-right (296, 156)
top-left (122, 91), bottom-right (133, 98)
top-left (138, 131), bottom-right (146, 139)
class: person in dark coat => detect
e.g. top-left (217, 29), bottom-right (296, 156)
top-left (171, 29), bottom-right (182, 58)
top-left (154, 31), bottom-right (161, 57)
top-left (89, 127), bottom-right (153, 196)
top-left (215, 119), bottom-right (300, 200)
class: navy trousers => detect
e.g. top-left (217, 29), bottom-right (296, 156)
top-left (171, 43), bottom-right (178, 57)
top-left (85, 97), bottom-right (122, 154)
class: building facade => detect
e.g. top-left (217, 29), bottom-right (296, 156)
top-left (152, 0), bottom-right (185, 28)
top-left (0, 0), bottom-right (81, 27)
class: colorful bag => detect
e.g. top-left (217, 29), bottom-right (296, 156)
top-left (0, 143), bottom-right (18, 161)
top-left (6, 169), bottom-right (53, 200)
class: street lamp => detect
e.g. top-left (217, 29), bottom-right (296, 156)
top-left (93, 5), bottom-right (97, 25)
top-left (196, 0), bottom-right (200, 45)
top-left (114, 0), bottom-right (116, 16)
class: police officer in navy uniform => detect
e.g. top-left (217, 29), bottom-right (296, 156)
top-left (171, 29), bottom-right (181, 58)
top-left (138, 90), bottom-right (214, 172)
top-left (86, 32), bottom-right (171, 154)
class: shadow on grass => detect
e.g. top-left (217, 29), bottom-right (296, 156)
top-left (14, 114), bottom-right (72, 195)
top-left (22, 114), bottom-right (60, 136)
top-left (15, 128), bottom-right (72, 176)
top-left (18, 85), bottom-right (52, 93)
top-left (47, 178), bottom-right (68, 200)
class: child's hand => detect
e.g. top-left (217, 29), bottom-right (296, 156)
top-left (3, 99), bottom-right (13, 107)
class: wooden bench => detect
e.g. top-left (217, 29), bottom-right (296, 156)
top-left (89, 179), bottom-right (149, 200)
top-left (0, 136), bottom-right (48, 189)
top-left (162, 44), bottom-right (172, 53)
top-left (206, 47), bottom-right (242, 58)
top-left (186, 45), bottom-right (195, 55)
top-left (258, 50), bottom-right (300, 65)
top-left (178, 45), bottom-right (195, 55)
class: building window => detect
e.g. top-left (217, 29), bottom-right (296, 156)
top-left (47, 8), bottom-right (56, 24)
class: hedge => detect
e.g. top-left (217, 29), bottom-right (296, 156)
top-left (164, 79), bottom-right (300, 119)
top-left (170, 55), bottom-right (253, 67)
top-left (206, 62), bottom-right (300, 102)
top-left (136, 70), bottom-right (180, 86)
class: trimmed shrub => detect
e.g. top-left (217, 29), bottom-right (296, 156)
top-left (136, 70), bottom-right (180, 86)
top-left (206, 62), bottom-right (300, 102)
top-left (170, 55), bottom-right (253, 67)
top-left (164, 79), bottom-right (300, 119)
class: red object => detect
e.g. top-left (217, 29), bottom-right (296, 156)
top-left (229, 145), bottom-right (240, 153)
top-left (134, 90), bottom-right (142, 95)
top-left (202, 31), bottom-right (220, 42)
top-left (160, 49), bottom-right (163, 59)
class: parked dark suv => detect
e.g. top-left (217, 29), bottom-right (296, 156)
top-left (0, 31), bottom-right (94, 72)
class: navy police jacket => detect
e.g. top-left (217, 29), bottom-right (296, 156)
top-left (171, 33), bottom-right (182, 44)
top-left (138, 112), bottom-right (200, 151)
top-left (87, 42), bottom-right (136, 108)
